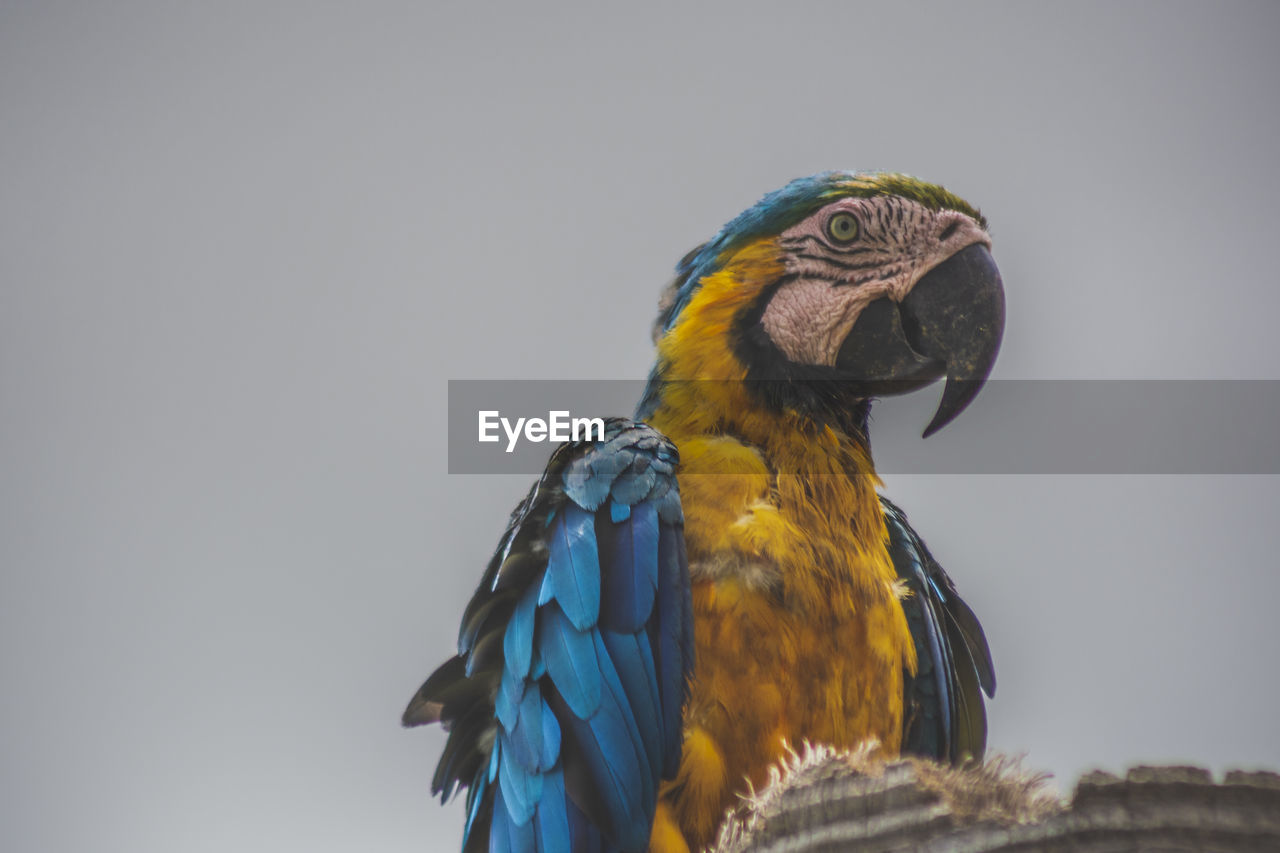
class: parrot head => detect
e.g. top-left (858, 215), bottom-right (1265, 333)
top-left (649, 172), bottom-right (1004, 437)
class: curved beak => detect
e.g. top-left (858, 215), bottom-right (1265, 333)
top-left (835, 243), bottom-right (1005, 437)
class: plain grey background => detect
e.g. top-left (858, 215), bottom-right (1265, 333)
top-left (3, 2), bottom-right (1278, 851)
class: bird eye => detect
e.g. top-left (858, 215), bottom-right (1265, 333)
top-left (826, 212), bottom-right (859, 243)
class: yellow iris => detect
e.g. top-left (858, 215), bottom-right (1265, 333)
top-left (826, 212), bottom-right (859, 243)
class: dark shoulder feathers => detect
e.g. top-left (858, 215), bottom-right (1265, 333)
top-left (883, 496), bottom-right (996, 764)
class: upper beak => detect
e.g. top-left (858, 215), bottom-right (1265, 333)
top-left (835, 243), bottom-right (1005, 437)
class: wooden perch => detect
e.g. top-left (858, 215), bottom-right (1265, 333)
top-left (711, 742), bottom-right (1280, 852)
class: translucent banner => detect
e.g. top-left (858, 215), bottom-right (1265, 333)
top-left (447, 380), bottom-right (1280, 475)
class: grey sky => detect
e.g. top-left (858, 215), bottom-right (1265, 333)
top-left (3, 2), bottom-right (1278, 851)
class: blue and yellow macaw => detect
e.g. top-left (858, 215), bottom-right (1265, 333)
top-left (404, 172), bottom-right (1001, 852)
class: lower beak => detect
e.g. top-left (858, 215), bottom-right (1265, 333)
top-left (835, 243), bottom-right (1005, 437)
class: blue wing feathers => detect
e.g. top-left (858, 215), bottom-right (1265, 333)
top-left (541, 603), bottom-right (603, 720)
top-left (495, 667), bottom-right (521, 731)
top-left (564, 467), bottom-right (612, 510)
top-left (655, 488), bottom-right (683, 525)
top-left (503, 685), bottom-right (555, 773)
top-left (567, 799), bottom-right (604, 853)
top-left (538, 696), bottom-right (561, 770)
top-left (532, 768), bottom-right (571, 853)
top-left (608, 465), bottom-right (656, 505)
top-left (491, 783), bottom-right (535, 853)
top-left (601, 629), bottom-right (664, 784)
top-left (497, 729), bottom-right (543, 824)
top-left (654, 521), bottom-right (690, 775)
top-left (547, 676), bottom-right (646, 848)
top-left (406, 419), bottom-right (690, 853)
top-left (593, 629), bottom-right (658, 812)
top-left (504, 585), bottom-right (538, 682)
top-left (581, 630), bottom-right (654, 833)
top-left (628, 503), bottom-right (661, 600)
top-left (599, 501), bottom-right (659, 632)
top-left (546, 505), bottom-right (602, 631)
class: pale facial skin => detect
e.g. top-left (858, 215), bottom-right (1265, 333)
top-left (761, 196), bottom-right (991, 367)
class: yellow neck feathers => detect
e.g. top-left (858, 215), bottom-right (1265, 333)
top-left (645, 237), bottom-right (907, 613)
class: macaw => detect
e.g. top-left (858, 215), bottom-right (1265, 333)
top-left (404, 171), bottom-right (1001, 853)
